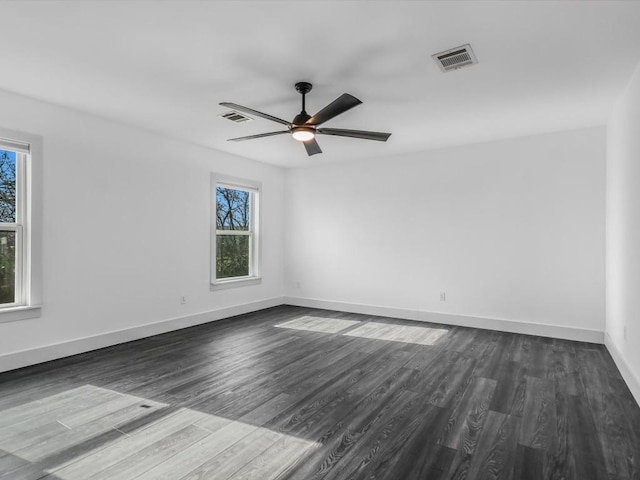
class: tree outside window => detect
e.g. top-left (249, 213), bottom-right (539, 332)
top-left (0, 149), bottom-right (16, 304)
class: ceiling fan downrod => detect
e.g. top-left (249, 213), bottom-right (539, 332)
top-left (294, 81), bottom-right (313, 115)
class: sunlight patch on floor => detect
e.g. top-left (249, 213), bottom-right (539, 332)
top-left (344, 322), bottom-right (449, 345)
top-left (275, 315), bottom-right (361, 333)
top-left (0, 385), bottom-right (317, 480)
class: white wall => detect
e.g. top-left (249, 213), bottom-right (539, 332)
top-left (285, 127), bottom-right (606, 339)
top-left (0, 89), bottom-right (285, 371)
top-left (0, 87), bottom-right (610, 372)
top-left (606, 61), bottom-right (640, 401)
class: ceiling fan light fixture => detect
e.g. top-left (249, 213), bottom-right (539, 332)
top-left (291, 127), bottom-right (315, 142)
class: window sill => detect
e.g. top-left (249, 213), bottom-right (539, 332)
top-left (0, 305), bottom-right (42, 323)
top-left (210, 277), bottom-right (262, 291)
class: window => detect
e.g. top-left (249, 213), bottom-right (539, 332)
top-left (0, 148), bottom-right (20, 305)
top-left (0, 128), bottom-right (42, 322)
top-left (211, 175), bottom-right (260, 288)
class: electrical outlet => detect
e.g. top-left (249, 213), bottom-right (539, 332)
top-left (180, 295), bottom-right (187, 305)
top-left (440, 291), bottom-right (446, 302)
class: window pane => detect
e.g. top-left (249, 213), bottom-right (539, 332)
top-left (0, 230), bottom-right (16, 304)
top-left (216, 235), bottom-right (249, 278)
top-left (0, 150), bottom-right (16, 223)
top-left (216, 187), bottom-right (250, 231)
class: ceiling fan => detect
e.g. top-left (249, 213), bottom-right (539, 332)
top-left (220, 82), bottom-right (391, 156)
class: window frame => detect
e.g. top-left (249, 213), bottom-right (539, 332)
top-left (210, 174), bottom-right (261, 290)
top-left (0, 127), bottom-right (42, 322)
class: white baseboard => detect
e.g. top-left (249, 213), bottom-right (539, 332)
top-left (283, 296), bottom-right (604, 344)
top-left (0, 297), bottom-right (284, 374)
top-left (0, 295), bottom-right (607, 375)
top-left (604, 333), bottom-right (640, 407)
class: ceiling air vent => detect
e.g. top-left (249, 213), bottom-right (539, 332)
top-left (219, 110), bottom-right (253, 123)
top-left (432, 44), bottom-right (478, 72)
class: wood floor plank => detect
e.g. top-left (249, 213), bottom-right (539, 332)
top-left (519, 376), bottom-right (556, 451)
top-left (206, 347), bottom-right (373, 419)
top-left (50, 408), bottom-right (207, 478)
top-left (548, 347), bottom-right (585, 397)
top-left (514, 444), bottom-right (544, 480)
top-left (403, 345), bottom-right (439, 370)
top-left (1, 389), bottom-right (151, 455)
top-left (275, 316), bottom-right (361, 334)
top-left (160, 335), bottom-right (350, 408)
top-left (136, 420), bottom-right (260, 480)
top-left (89, 424), bottom-right (209, 480)
top-left (0, 420), bottom-right (69, 452)
top-left (268, 350), bottom-right (416, 437)
top-left (30, 426), bottom-right (125, 474)
top-left (428, 355), bottom-right (477, 408)
top-left (343, 322), bottom-right (448, 346)
top-left (175, 427), bottom-right (281, 480)
top-left (282, 370), bottom-right (422, 480)
top-left (567, 394), bottom-right (609, 480)
top-left (439, 376), bottom-right (497, 451)
top-left (227, 434), bottom-right (317, 480)
top-left (442, 327), bottom-right (482, 354)
top-left (406, 349), bottom-right (464, 396)
top-left (56, 393), bottom-right (143, 428)
top-left (281, 348), bottom-right (377, 397)
top-left (14, 403), bottom-right (172, 464)
top-left (0, 450), bottom-right (42, 480)
top-left (607, 379), bottom-right (640, 479)
top-left (529, 340), bottom-right (552, 379)
top-left (0, 461), bottom-right (48, 480)
top-left (460, 410), bottom-right (521, 480)
top-left (330, 403), bottom-right (451, 480)
top-left (389, 443), bottom-right (457, 480)
top-left (0, 385), bottom-right (115, 430)
top-left (489, 360), bottom-right (527, 417)
top-left (543, 388), bottom-right (576, 480)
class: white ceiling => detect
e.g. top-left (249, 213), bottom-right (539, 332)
top-left (1, 1), bottom-right (640, 168)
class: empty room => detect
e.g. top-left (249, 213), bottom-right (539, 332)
top-left (1, 1), bottom-right (640, 479)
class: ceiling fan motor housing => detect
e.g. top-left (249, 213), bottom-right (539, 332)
top-left (293, 111), bottom-right (311, 125)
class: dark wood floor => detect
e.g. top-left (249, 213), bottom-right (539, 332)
top-left (1, 305), bottom-right (639, 480)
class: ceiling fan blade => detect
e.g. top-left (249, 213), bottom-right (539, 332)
top-left (316, 128), bottom-right (391, 142)
top-left (305, 94), bottom-right (362, 126)
top-left (303, 138), bottom-right (322, 156)
top-left (220, 102), bottom-right (290, 126)
top-left (227, 131), bottom-right (290, 142)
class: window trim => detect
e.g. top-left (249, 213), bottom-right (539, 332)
top-left (0, 127), bottom-right (42, 323)
top-left (210, 174), bottom-right (261, 290)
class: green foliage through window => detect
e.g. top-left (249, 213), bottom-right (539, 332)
top-left (216, 235), bottom-right (249, 278)
top-left (0, 231), bottom-right (15, 304)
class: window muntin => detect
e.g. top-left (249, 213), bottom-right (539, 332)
top-left (212, 178), bottom-right (260, 286)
